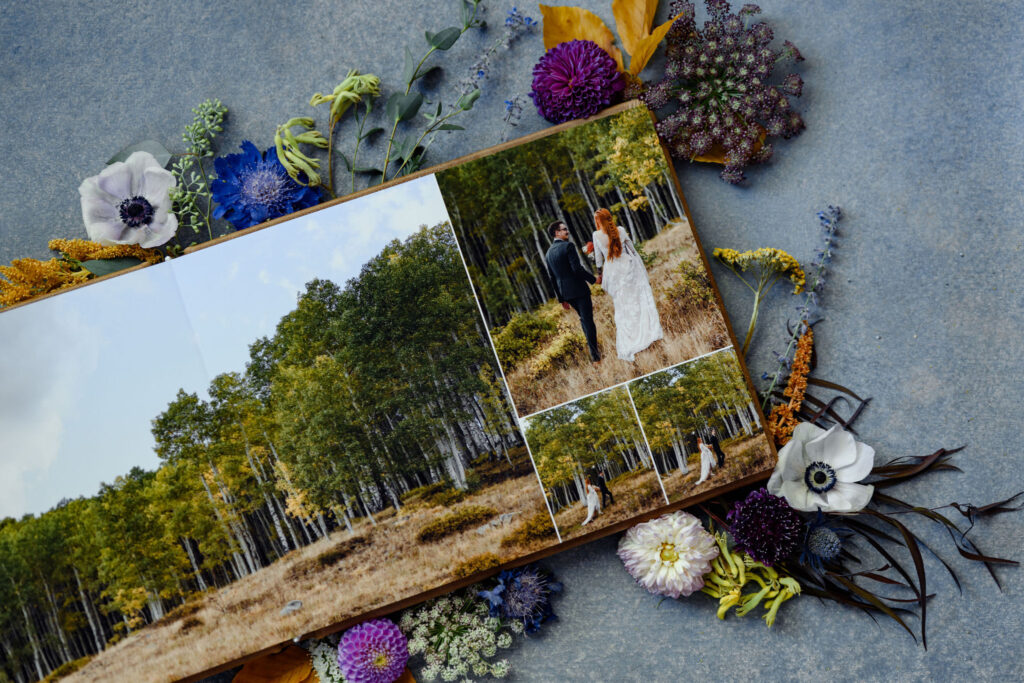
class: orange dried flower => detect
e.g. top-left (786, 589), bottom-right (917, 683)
top-left (767, 326), bottom-right (814, 447)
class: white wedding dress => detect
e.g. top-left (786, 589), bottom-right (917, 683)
top-left (581, 483), bottom-right (601, 525)
top-left (695, 442), bottom-right (717, 485)
top-left (593, 226), bottom-right (664, 361)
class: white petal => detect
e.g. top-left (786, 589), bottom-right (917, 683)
top-left (805, 425), bottom-right (857, 469)
top-left (138, 165), bottom-right (175, 202)
top-left (778, 479), bottom-right (814, 511)
top-left (137, 215), bottom-right (177, 248)
top-left (771, 437), bottom-right (806, 488)
top-left (836, 440), bottom-right (875, 482)
top-left (790, 421), bottom-right (825, 446)
top-left (95, 160), bottom-right (133, 199)
top-left (823, 482), bottom-right (874, 512)
top-left (83, 217), bottom-right (127, 245)
top-left (122, 151), bottom-right (159, 196)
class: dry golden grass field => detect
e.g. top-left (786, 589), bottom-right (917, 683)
top-left (657, 434), bottom-right (774, 504)
top-left (551, 468), bottom-right (666, 542)
top-left (505, 221), bottom-right (730, 417)
top-left (69, 471), bottom-right (552, 682)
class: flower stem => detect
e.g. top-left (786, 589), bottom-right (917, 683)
top-left (742, 288), bottom-right (760, 356)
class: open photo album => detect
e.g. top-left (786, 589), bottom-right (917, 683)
top-left (0, 102), bottom-right (774, 681)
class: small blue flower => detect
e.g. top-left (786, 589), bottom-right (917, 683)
top-left (210, 141), bottom-right (321, 230)
top-left (799, 511), bottom-right (852, 572)
top-left (479, 566), bottom-right (561, 634)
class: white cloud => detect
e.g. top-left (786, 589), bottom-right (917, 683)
top-left (0, 305), bottom-right (100, 518)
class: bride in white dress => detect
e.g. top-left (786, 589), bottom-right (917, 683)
top-left (592, 208), bottom-right (664, 361)
top-left (580, 477), bottom-right (602, 526)
top-left (695, 437), bottom-right (717, 485)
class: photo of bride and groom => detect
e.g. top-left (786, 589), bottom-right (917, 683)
top-left (629, 348), bottom-right (773, 503)
top-left (437, 105), bottom-right (730, 418)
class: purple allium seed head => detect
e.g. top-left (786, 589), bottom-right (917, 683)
top-left (642, 80), bottom-right (672, 110)
top-left (739, 3), bottom-right (762, 17)
top-left (781, 73), bottom-right (804, 97)
top-left (726, 488), bottom-right (803, 566)
top-left (529, 40), bottom-right (625, 123)
top-left (690, 130), bottom-right (713, 155)
top-left (337, 618), bottom-right (409, 683)
top-left (783, 40), bottom-right (805, 62)
top-left (720, 164), bottom-right (745, 183)
top-left (752, 22), bottom-right (773, 44)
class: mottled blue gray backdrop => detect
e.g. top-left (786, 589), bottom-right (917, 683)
top-left (2, 0), bottom-right (1022, 681)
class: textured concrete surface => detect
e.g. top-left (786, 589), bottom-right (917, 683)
top-left (2, 1), bottom-right (1022, 681)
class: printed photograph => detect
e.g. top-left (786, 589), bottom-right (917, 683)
top-left (0, 176), bottom-right (555, 683)
top-left (628, 347), bottom-right (773, 503)
top-left (436, 105), bottom-right (730, 417)
top-left (522, 386), bottom-right (667, 542)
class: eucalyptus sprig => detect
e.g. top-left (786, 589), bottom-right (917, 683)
top-left (380, 0), bottom-right (485, 183)
top-left (168, 99), bottom-right (228, 242)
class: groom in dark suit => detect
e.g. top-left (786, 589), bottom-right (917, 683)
top-left (545, 221), bottom-right (600, 362)
top-left (707, 427), bottom-right (726, 468)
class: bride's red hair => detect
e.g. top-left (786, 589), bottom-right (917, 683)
top-left (594, 208), bottom-right (621, 259)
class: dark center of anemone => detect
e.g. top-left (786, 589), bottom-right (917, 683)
top-left (804, 461), bottom-right (837, 494)
top-left (117, 196), bottom-right (155, 228)
top-left (807, 525), bottom-right (841, 560)
top-left (240, 164), bottom-right (288, 206)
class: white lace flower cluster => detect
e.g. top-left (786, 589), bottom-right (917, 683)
top-left (307, 639), bottom-right (347, 683)
top-left (399, 593), bottom-right (513, 682)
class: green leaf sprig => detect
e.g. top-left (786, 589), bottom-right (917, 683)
top-left (168, 99), bottom-right (228, 242)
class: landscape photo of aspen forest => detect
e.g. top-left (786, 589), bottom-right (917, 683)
top-left (522, 386), bottom-right (668, 542)
top-left (628, 348), bottom-right (774, 504)
top-left (436, 105), bottom-right (730, 417)
top-left (0, 177), bottom-right (557, 683)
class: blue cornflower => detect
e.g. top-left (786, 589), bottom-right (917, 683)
top-left (210, 140), bottom-right (321, 230)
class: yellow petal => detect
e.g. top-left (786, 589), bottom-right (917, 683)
top-left (627, 16), bottom-right (678, 75)
top-left (539, 5), bottom-right (624, 72)
top-left (611, 0), bottom-right (658, 58)
top-left (232, 645), bottom-right (312, 683)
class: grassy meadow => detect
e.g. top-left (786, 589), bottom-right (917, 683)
top-left (498, 221), bottom-right (730, 417)
top-left (657, 434), bottom-right (773, 504)
top-left (68, 453), bottom-right (553, 682)
top-left (551, 469), bottom-right (666, 542)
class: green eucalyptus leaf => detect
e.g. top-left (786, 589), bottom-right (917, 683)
top-left (81, 257), bottom-right (145, 277)
top-left (386, 92), bottom-right (424, 122)
top-left (362, 127), bottom-right (385, 139)
top-left (402, 46), bottom-right (417, 84)
top-left (437, 124), bottom-right (465, 131)
top-left (353, 167), bottom-right (383, 175)
top-left (338, 152), bottom-right (352, 171)
top-left (429, 27), bottom-right (461, 50)
top-left (456, 88), bottom-right (482, 111)
top-left (106, 140), bottom-right (173, 168)
top-left (460, 0), bottom-right (470, 26)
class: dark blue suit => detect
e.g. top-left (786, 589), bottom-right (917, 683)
top-left (545, 238), bottom-right (600, 361)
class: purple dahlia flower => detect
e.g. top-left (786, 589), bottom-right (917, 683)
top-left (726, 487), bottom-right (802, 566)
top-left (529, 40), bottom-right (625, 123)
top-left (337, 618), bottom-right (409, 683)
top-left (210, 140), bottom-right (321, 230)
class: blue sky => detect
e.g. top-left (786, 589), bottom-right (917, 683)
top-left (0, 174), bottom-right (452, 518)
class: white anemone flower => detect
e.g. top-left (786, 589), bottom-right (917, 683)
top-left (78, 151), bottom-right (177, 247)
top-left (767, 422), bottom-right (875, 512)
top-left (617, 511), bottom-right (718, 598)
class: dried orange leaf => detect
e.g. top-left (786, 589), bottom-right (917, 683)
top-left (612, 0), bottom-right (658, 58)
top-left (233, 645), bottom-right (312, 683)
top-left (539, 5), bottom-right (624, 72)
top-left (627, 16), bottom-right (678, 75)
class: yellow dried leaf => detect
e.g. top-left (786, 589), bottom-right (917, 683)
top-left (611, 0), bottom-right (658, 58)
top-left (232, 645), bottom-right (312, 683)
top-left (627, 16), bottom-right (678, 75)
top-left (539, 4), bottom-right (624, 72)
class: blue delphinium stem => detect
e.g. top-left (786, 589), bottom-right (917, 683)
top-left (760, 206), bottom-right (842, 410)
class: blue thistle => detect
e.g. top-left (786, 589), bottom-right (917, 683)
top-left (478, 565), bottom-right (562, 634)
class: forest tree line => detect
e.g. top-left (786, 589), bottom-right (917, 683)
top-left (631, 352), bottom-right (760, 476)
top-left (526, 388), bottom-right (653, 512)
top-left (0, 224), bottom-right (524, 683)
top-left (437, 106), bottom-right (687, 328)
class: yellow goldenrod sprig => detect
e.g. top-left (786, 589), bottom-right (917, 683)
top-left (701, 531), bottom-right (801, 627)
top-left (713, 246), bottom-right (806, 356)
